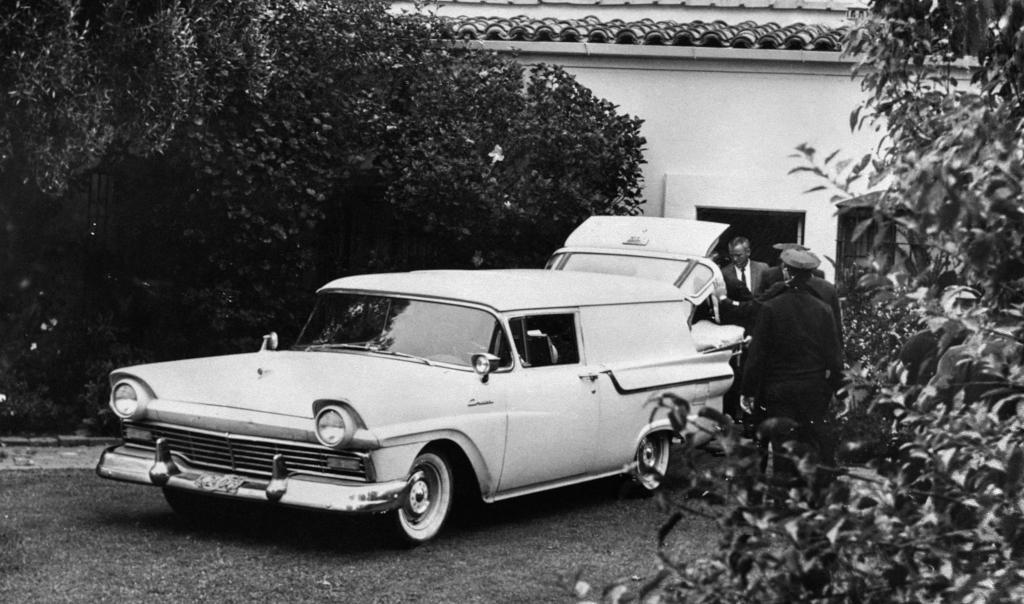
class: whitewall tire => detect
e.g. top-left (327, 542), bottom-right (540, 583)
top-left (631, 432), bottom-right (671, 492)
top-left (393, 450), bottom-right (454, 544)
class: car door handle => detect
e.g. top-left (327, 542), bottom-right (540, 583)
top-left (578, 373), bottom-right (599, 382)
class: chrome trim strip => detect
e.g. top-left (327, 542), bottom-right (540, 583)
top-left (488, 468), bottom-right (626, 503)
top-left (96, 445), bottom-right (407, 514)
top-left (602, 371), bottom-right (735, 395)
top-left (124, 421), bottom-right (370, 482)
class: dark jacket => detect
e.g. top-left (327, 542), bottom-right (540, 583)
top-left (757, 276), bottom-right (843, 355)
top-left (741, 285), bottom-right (843, 399)
top-left (722, 260), bottom-right (769, 302)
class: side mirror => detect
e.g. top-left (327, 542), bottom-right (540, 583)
top-left (471, 353), bottom-right (501, 383)
top-left (261, 331), bottom-right (279, 352)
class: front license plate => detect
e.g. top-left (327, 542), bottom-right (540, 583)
top-left (194, 473), bottom-right (246, 494)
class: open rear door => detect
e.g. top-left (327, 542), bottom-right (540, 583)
top-left (562, 216), bottom-right (729, 258)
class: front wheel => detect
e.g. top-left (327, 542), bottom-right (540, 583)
top-left (393, 450), bottom-right (454, 545)
top-left (631, 432), bottom-right (672, 492)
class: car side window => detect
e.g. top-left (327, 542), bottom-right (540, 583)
top-left (679, 262), bottom-right (714, 298)
top-left (509, 314), bottom-right (580, 368)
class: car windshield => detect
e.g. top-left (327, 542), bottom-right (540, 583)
top-left (554, 252), bottom-right (715, 299)
top-left (294, 293), bottom-right (510, 368)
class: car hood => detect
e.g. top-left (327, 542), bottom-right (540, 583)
top-left (113, 350), bottom-right (471, 421)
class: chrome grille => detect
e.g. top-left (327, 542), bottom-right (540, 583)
top-left (122, 421), bottom-right (368, 481)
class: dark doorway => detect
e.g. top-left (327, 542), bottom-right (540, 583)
top-left (696, 207), bottom-right (804, 267)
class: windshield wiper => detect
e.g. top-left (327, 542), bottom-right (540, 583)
top-left (304, 343), bottom-right (433, 365)
top-left (371, 349), bottom-right (434, 366)
top-left (303, 343), bottom-right (373, 352)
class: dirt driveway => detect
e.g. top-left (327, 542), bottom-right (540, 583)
top-left (1, 446), bottom-right (724, 603)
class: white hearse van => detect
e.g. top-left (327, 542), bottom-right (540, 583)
top-left (97, 269), bottom-right (733, 544)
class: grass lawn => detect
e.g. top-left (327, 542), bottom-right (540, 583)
top-left (0, 452), bottom-right (723, 603)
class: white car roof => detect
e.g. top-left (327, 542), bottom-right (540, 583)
top-left (562, 216), bottom-right (729, 258)
top-left (318, 269), bottom-right (685, 311)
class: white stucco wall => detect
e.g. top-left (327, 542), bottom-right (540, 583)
top-left (468, 42), bottom-right (881, 280)
top-left (392, 2), bottom-right (884, 279)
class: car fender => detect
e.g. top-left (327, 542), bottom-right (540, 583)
top-left (369, 426), bottom-right (500, 497)
top-left (633, 418), bottom-right (675, 448)
top-left (632, 403), bottom-right (719, 449)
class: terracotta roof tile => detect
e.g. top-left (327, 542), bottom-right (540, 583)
top-left (439, 0), bottom-right (853, 9)
top-left (447, 15), bottom-right (848, 51)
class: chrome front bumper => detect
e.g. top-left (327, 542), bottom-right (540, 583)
top-left (96, 440), bottom-right (409, 513)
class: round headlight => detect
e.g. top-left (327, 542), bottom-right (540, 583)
top-left (112, 383), bottom-right (139, 418)
top-left (315, 408), bottom-right (347, 447)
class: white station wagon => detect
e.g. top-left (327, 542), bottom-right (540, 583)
top-left (97, 269), bottom-right (733, 543)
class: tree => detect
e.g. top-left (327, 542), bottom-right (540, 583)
top-left (844, 0), bottom-right (1024, 301)
top-left (571, 1), bottom-right (1024, 602)
top-left (0, 0), bottom-right (646, 433)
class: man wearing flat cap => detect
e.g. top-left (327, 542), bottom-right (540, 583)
top-left (758, 243), bottom-right (843, 354)
top-left (758, 243), bottom-right (825, 293)
top-left (741, 249), bottom-right (844, 467)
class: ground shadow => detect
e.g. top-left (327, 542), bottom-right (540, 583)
top-left (91, 445), bottom-right (720, 553)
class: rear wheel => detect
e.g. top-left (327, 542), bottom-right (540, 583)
top-left (631, 432), bottom-right (672, 492)
top-left (393, 450), bottom-right (454, 545)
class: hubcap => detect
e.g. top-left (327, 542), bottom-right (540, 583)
top-left (640, 439), bottom-right (657, 468)
top-left (636, 435), bottom-right (667, 490)
top-left (409, 478), bottom-right (431, 516)
top-left (396, 453), bottom-right (452, 542)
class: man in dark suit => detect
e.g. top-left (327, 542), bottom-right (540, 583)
top-left (715, 236), bottom-right (768, 427)
top-left (721, 236), bottom-right (769, 303)
top-left (741, 249), bottom-right (844, 467)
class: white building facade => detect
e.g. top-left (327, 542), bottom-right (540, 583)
top-left (396, 0), bottom-right (880, 280)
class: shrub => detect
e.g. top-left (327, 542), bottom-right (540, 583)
top-left (0, 0), bottom-right (646, 430)
top-left (574, 358), bottom-right (1024, 602)
top-left (833, 279), bottom-right (919, 463)
top-left (0, 382), bottom-right (63, 435)
top-left (574, 0), bottom-right (1024, 600)
top-left (842, 285), bottom-right (918, 377)
top-left (0, 314), bottom-right (149, 436)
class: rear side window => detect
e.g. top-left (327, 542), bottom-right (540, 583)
top-left (508, 314), bottom-right (580, 368)
top-left (679, 263), bottom-right (714, 298)
top-left (555, 252), bottom-right (693, 285)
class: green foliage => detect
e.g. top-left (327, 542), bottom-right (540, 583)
top-left (1, 0), bottom-right (109, 194)
top-left (832, 274), bottom-right (919, 462)
top-left (841, 0), bottom-right (1024, 303)
top-left (842, 280), bottom-right (919, 374)
top-left (1, 312), bottom-right (149, 435)
top-left (576, 374), bottom-right (1024, 602)
top-left (571, 1), bottom-right (1024, 601)
top-left (377, 59), bottom-right (645, 267)
top-left (0, 0), bottom-right (646, 432)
